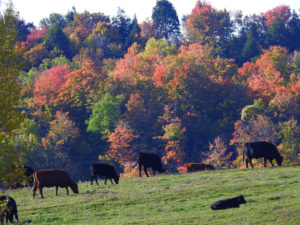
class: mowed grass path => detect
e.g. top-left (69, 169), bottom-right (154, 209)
top-left (2, 166), bottom-right (300, 225)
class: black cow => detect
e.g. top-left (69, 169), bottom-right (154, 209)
top-left (132, 152), bottom-right (166, 177)
top-left (243, 141), bottom-right (283, 168)
top-left (90, 163), bottom-right (119, 185)
top-left (0, 195), bottom-right (19, 224)
top-left (211, 195), bottom-right (246, 210)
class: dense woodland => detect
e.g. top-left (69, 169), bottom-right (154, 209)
top-left (1, 0), bottom-right (300, 183)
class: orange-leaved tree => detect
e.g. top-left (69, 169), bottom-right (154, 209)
top-left (107, 121), bottom-right (139, 164)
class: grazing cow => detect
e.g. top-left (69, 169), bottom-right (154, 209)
top-left (243, 141), bottom-right (283, 168)
top-left (132, 152), bottom-right (166, 177)
top-left (32, 169), bottom-right (79, 198)
top-left (90, 163), bottom-right (119, 185)
top-left (211, 195), bottom-right (246, 210)
top-left (184, 163), bottom-right (215, 173)
top-left (0, 195), bottom-right (19, 224)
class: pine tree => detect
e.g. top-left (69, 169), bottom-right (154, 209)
top-left (152, 0), bottom-right (181, 43)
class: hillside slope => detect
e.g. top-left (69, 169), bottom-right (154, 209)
top-left (3, 166), bottom-right (300, 224)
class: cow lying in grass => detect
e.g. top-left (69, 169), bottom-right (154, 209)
top-left (184, 163), bottom-right (215, 172)
top-left (211, 195), bottom-right (246, 210)
top-left (0, 195), bottom-right (19, 224)
top-left (32, 169), bottom-right (79, 198)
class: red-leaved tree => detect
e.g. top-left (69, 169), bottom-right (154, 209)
top-left (33, 65), bottom-right (69, 106)
top-left (107, 121), bottom-right (139, 164)
top-left (264, 5), bottom-right (291, 25)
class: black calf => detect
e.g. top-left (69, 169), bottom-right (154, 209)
top-left (0, 195), bottom-right (19, 224)
top-left (211, 195), bottom-right (246, 210)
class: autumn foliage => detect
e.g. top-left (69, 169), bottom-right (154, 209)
top-left (264, 5), bottom-right (291, 25)
top-left (107, 121), bottom-right (139, 164)
top-left (33, 65), bottom-right (69, 106)
top-left (4, 2), bottom-right (300, 182)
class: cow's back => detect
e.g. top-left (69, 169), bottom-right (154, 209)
top-left (34, 169), bottom-right (73, 187)
top-left (138, 152), bottom-right (161, 168)
top-left (185, 163), bottom-right (214, 172)
top-left (91, 163), bottom-right (117, 177)
top-left (246, 141), bottom-right (279, 158)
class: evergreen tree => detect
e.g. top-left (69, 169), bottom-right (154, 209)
top-left (266, 17), bottom-right (289, 48)
top-left (112, 8), bottom-right (132, 45)
top-left (43, 23), bottom-right (71, 58)
top-left (16, 19), bottom-right (34, 42)
top-left (241, 26), bottom-right (261, 61)
top-left (287, 11), bottom-right (300, 51)
top-left (40, 13), bottom-right (66, 29)
top-left (151, 0), bottom-right (181, 43)
top-left (125, 15), bottom-right (141, 48)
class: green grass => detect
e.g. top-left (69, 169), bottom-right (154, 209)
top-left (2, 166), bottom-right (300, 224)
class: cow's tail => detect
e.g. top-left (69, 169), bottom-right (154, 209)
top-left (31, 172), bottom-right (39, 191)
top-left (132, 163), bottom-right (137, 169)
top-left (243, 150), bottom-right (245, 163)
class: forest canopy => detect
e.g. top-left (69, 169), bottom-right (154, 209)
top-left (1, 1), bottom-right (300, 182)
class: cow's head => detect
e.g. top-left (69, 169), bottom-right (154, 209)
top-left (114, 175), bottom-right (119, 184)
top-left (238, 195), bottom-right (246, 204)
top-left (158, 167), bottom-right (166, 173)
top-left (276, 155), bottom-right (283, 166)
top-left (70, 182), bottom-right (79, 194)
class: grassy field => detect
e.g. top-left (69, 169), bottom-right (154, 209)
top-left (2, 166), bottom-right (300, 225)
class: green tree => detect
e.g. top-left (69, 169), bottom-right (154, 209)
top-left (0, 5), bottom-right (25, 186)
top-left (43, 23), bottom-right (71, 58)
top-left (125, 15), bottom-right (141, 48)
top-left (40, 13), bottom-right (66, 28)
top-left (112, 8), bottom-right (131, 45)
top-left (287, 11), bottom-right (300, 51)
top-left (86, 93), bottom-right (125, 139)
top-left (278, 118), bottom-right (300, 165)
top-left (241, 99), bottom-right (266, 121)
top-left (152, 0), bottom-right (181, 43)
top-left (266, 17), bottom-right (289, 48)
top-left (241, 26), bottom-right (261, 61)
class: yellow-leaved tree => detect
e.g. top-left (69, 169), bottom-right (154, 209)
top-left (0, 4), bottom-right (25, 187)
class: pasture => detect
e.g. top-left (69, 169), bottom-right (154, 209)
top-left (2, 166), bottom-right (300, 224)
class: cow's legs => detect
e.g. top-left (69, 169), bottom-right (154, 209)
top-left (249, 159), bottom-right (254, 168)
top-left (1, 215), bottom-right (4, 224)
top-left (94, 176), bottom-right (99, 185)
top-left (66, 187), bottom-right (69, 195)
top-left (139, 165), bottom-right (142, 177)
top-left (144, 167), bottom-right (149, 177)
top-left (109, 178), bottom-right (113, 184)
top-left (269, 158), bottom-right (274, 167)
top-left (32, 184), bottom-right (37, 198)
top-left (245, 158), bottom-right (249, 168)
top-left (39, 186), bottom-right (44, 198)
top-left (5, 213), bottom-right (9, 223)
top-left (105, 178), bottom-right (107, 185)
top-left (56, 186), bottom-right (58, 196)
top-left (7, 213), bottom-right (13, 223)
top-left (152, 168), bottom-right (156, 176)
top-left (14, 211), bottom-right (19, 222)
top-left (91, 176), bottom-right (94, 185)
top-left (264, 157), bottom-right (267, 167)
